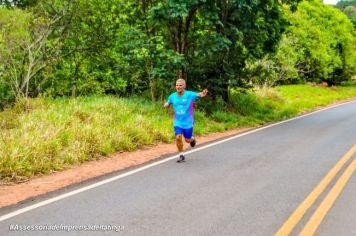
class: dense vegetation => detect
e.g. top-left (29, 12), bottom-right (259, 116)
top-left (0, 0), bottom-right (355, 107)
top-left (1, 84), bottom-right (355, 183)
top-left (336, 0), bottom-right (356, 27)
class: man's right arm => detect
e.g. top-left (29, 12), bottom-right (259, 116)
top-left (164, 94), bottom-right (172, 108)
top-left (164, 102), bottom-right (170, 108)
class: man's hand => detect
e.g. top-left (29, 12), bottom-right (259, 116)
top-left (164, 102), bottom-right (170, 108)
top-left (198, 89), bottom-right (208, 97)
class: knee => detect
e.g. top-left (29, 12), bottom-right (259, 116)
top-left (176, 134), bottom-right (183, 142)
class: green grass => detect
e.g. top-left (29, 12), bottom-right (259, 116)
top-left (276, 84), bottom-right (356, 113)
top-left (0, 84), bottom-right (355, 183)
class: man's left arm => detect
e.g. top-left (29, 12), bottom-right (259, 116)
top-left (198, 89), bottom-right (208, 97)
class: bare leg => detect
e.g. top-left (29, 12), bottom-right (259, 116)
top-left (176, 135), bottom-right (185, 162)
top-left (185, 136), bottom-right (196, 147)
top-left (176, 134), bottom-right (184, 152)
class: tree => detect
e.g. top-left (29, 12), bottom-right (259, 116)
top-left (280, 0), bottom-right (356, 86)
top-left (244, 35), bottom-right (300, 87)
top-left (150, 0), bottom-right (210, 81)
top-left (188, 0), bottom-right (291, 101)
top-left (0, 0), bottom-right (39, 8)
top-left (37, 0), bottom-right (125, 97)
top-left (0, 7), bottom-right (63, 98)
top-left (0, 0), bottom-right (304, 103)
top-left (336, 0), bottom-right (356, 27)
top-left (108, 0), bottom-right (185, 101)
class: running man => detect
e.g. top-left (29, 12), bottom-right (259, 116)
top-left (164, 79), bottom-right (208, 162)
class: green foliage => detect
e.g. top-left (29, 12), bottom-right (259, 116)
top-left (245, 35), bottom-right (301, 87)
top-left (244, 1), bottom-right (356, 88)
top-left (0, 3), bottom-right (70, 101)
top-left (0, 0), bottom-right (354, 109)
top-left (0, 0), bottom-right (39, 8)
top-left (40, 0), bottom-right (125, 97)
top-left (146, 0), bottom-right (299, 102)
top-left (0, 8), bottom-right (31, 101)
top-left (197, 95), bottom-right (227, 115)
top-left (279, 1), bottom-right (356, 86)
top-left (114, 25), bottom-right (185, 100)
top-left (229, 92), bottom-right (261, 116)
top-left (336, 0), bottom-right (356, 27)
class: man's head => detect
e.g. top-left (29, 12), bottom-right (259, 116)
top-left (175, 79), bottom-right (186, 95)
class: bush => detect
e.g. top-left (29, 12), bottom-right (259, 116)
top-left (229, 93), bottom-right (260, 116)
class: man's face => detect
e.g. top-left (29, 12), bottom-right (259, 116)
top-left (176, 81), bottom-right (185, 94)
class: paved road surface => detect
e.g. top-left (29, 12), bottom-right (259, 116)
top-left (1, 101), bottom-right (355, 236)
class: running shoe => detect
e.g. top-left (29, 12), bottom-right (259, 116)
top-left (177, 154), bottom-right (185, 163)
top-left (190, 137), bottom-right (196, 147)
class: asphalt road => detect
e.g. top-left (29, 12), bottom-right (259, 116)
top-left (1, 101), bottom-right (355, 236)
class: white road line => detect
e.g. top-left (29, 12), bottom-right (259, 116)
top-left (0, 100), bottom-right (355, 222)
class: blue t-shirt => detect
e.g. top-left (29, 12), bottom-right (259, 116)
top-left (167, 90), bottom-right (199, 129)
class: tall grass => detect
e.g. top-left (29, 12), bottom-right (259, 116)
top-left (0, 97), bottom-right (172, 182)
top-left (1, 84), bottom-right (355, 182)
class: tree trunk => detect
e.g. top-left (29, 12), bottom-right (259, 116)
top-left (172, 6), bottom-right (199, 82)
top-left (149, 78), bottom-right (156, 102)
top-left (71, 85), bottom-right (76, 97)
top-left (222, 82), bottom-right (229, 102)
top-left (147, 62), bottom-right (156, 101)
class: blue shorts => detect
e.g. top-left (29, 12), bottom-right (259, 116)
top-left (174, 127), bottom-right (193, 139)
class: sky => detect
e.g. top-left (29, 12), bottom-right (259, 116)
top-left (323, 0), bottom-right (339, 5)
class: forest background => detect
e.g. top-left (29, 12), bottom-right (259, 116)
top-left (0, 0), bottom-right (355, 104)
